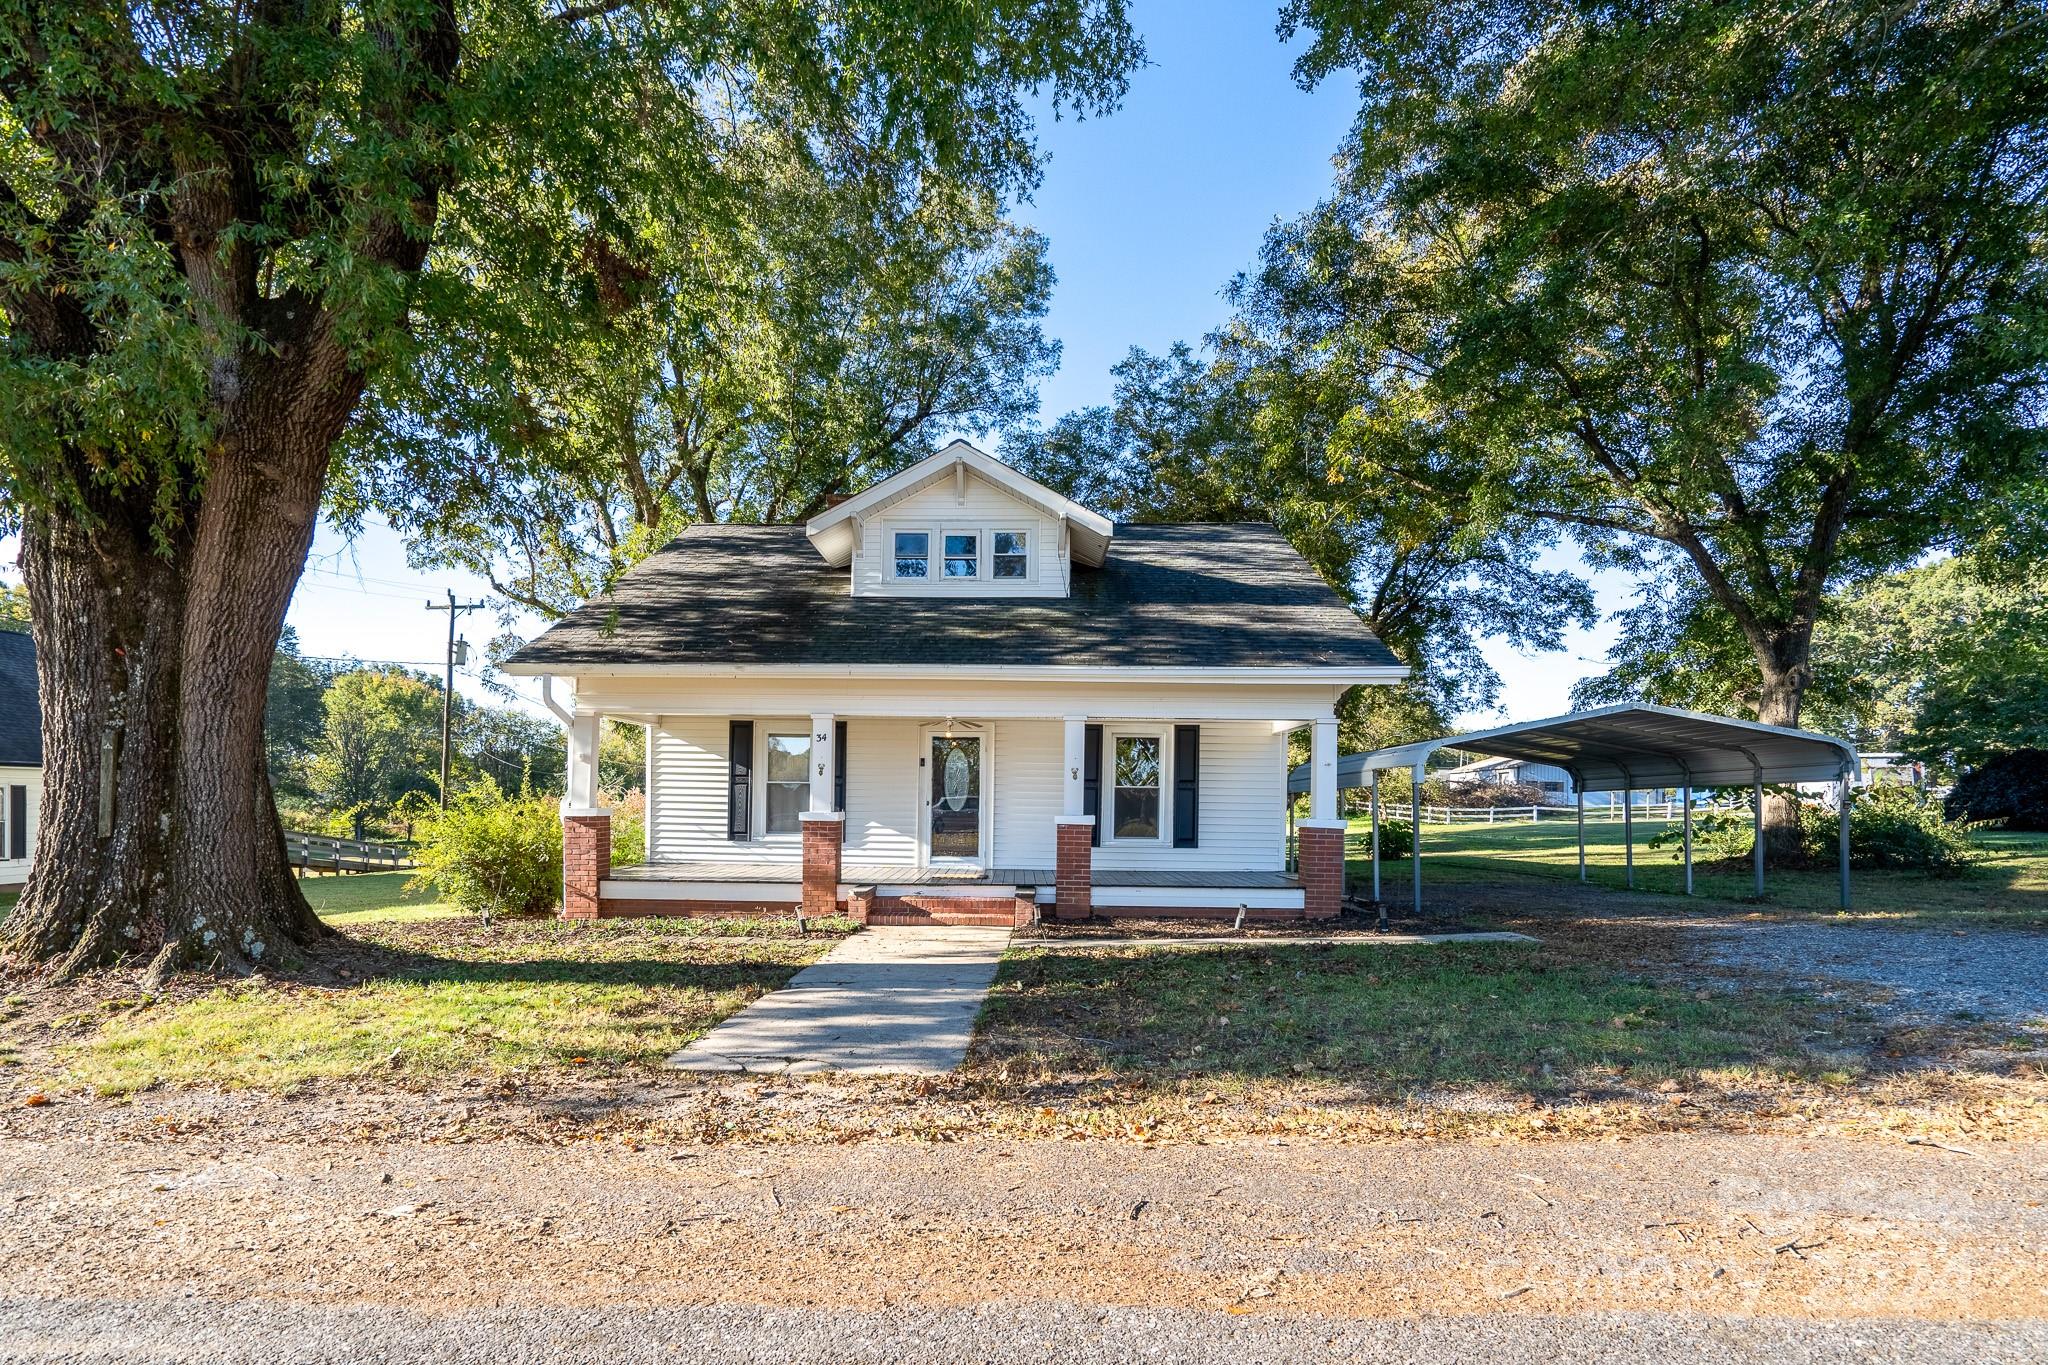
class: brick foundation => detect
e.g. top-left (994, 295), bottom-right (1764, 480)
top-left (1295, 822), bottom-right (1347, 920)
top-left (596, 898), bottom-right (802, 918)
top-left (1055, 818), bottom-right (1094, 921)
top-left (800, 815), bottom-right (843, 919)
top-left (561, 812), bottom-right (611, 920)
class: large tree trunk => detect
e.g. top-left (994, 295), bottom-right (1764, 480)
top-left (3, 346), bottom-right (351, 978)
top-left (1755, 646), bottom-right (1814, 865)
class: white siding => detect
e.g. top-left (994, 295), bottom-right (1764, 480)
top-left (991, 720), bottom-right (1061, 867)
top-left (853, 472), bottom-right (1066, 598)
top-left (1091, 721), bottom-right (1287, 871)
top-left (648, 717), bottom-right (920, 865)
top-left (0, 765), bottom-right (40, 888)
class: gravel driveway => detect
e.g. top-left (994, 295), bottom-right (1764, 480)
top-left (1696, 922), bottom-right (2048, 1026)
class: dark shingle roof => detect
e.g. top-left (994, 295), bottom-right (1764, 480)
top-left (506, 523), bottom-right (1401, 672)
top-left (0, 630), bottom-right (40, 767)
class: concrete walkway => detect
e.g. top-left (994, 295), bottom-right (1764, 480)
top-left (665, 925), bottom-right (1012, 1075)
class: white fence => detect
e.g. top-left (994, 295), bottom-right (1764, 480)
top-left (1388, 800), bottom-right (1742, 826)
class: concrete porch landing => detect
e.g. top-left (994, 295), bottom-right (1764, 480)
top-left (664, 925), bottom-right (1012, 1075)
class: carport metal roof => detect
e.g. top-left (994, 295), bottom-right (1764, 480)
top-left (1287, 704), bottom-right (1859, 915)
top-left (1287, 702), bottom-right (1858, 795)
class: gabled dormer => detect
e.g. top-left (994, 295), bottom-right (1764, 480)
top-left (803, 441), bottom-right (1114, 598)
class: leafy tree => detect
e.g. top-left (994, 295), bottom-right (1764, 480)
top-left (265, 629), bottom-right (334, 807)
top-left (305, 670), bottom-right (442, 836)
top-left (341, 170), bottom-right (1059, 617)
top-left (0, 582), bottom-right (25, 631)
top-left (1272, 0), bottom-right (2048, 851)
top-left (0, 0), bottom-right (1140, 975)
top-left (1013, 342), bottom-right (1595, 740)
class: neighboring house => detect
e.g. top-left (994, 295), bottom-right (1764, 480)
top-left (505, 441), bottom-right (1406, 924)
top-left (1436, 754), bottom-right (1577, 804)
top-left (0, 630), bottom-right (41, 890)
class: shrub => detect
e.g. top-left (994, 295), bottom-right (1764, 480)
top-left (607, 789), bottom-right (647, 868)
top-left (1363, 817), bottom-right (1413, 861)
top-left (1803, 785), bottom-right (1979, 877)
top-left (1435, 779), bottom-right (1554, 809)
top-left (1945, 749), bottom-right (2048, 831)
top-left (407, 785), bottom-right (563, 920)
top-left (1647, 805), bottom-right (1755, 864)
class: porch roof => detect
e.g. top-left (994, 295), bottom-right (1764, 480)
top-left (1287, 703), bottom-right (1858, 795)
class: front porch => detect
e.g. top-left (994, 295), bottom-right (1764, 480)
top-left (600, 861), bottom-right (1308, 925)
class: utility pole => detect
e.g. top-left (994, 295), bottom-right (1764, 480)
top-left (425, 590), bottom-right (488, 808)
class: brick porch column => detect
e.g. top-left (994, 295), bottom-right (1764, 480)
top-left (800, 812), bottom-right (844, 918)
top-left (562, 810), bottom-right (611, 920)
top-left (1054, 815), bottom-right (1094, 921)
top-left (1296, 820), bottom-right (1347, 920)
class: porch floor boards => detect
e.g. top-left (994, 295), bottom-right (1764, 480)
top-left (607, 861), bottom-right (1300, 889)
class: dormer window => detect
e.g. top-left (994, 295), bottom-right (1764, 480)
top-left (893, 531), bottom-right (930, 579)
top-left (943, 531), bottom-right (979, 578)
top-left (993, 530), bottom-right (1030, 579)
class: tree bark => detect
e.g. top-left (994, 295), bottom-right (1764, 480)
top-left (3, 353), bottom-right (350, 977)
top-left (1754, 644), bottom-right (1815, 864)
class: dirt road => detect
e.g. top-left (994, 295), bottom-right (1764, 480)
top-left (2, 1130), bottom-right (2041, 1362)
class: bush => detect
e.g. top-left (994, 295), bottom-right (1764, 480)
top-left (1434, 779), bottom-right (1554, 809)
top-left (1803, 785), bottom-right (1979, 877)
top-left (1364, 818), bottom-right (1413, 860)
top-left (1945, 749), bottom-right (2048, 831)
top-left (407, 785), bottom-right (563, 920)
top-left (1648, 805), bottom-right (1755, 864)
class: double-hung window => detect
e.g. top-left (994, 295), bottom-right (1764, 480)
top-left (764, 733), bottom-right (811, 834)
top-left (992, 530), bottom-right (1029, 579)
top-left (943, 531), bottom-right (979, 578)
top-left (1112, 735), bottom-right (1162, 840)
top-left (893, 531), bottom-right (930, 579)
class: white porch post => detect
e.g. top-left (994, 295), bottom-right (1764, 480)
top-left (1061, 716), bottom-right (1088, 818)
top-left (1310, 716), bottom-right (1339, 823)
top-left (564, 711), bottom-right (603, 813)
top-left (809, 712), bottom-right (837, 812)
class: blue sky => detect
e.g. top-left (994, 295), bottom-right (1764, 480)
top-left (4, 2), bottom-right (1631, 723)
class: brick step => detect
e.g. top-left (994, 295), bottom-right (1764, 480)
top-left (866, 910), bottom-right (1024, 927)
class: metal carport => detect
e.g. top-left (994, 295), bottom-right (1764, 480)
top-left (1287, 704), bottom-right (1860, 916)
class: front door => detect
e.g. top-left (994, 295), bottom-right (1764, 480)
top-left (926, 733), bottom-right (984, 863)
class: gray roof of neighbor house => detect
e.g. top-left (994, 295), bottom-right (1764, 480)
top-left (0, 630), bottom-right (40, 768)
top-left (505, 523), bottom-right (1402, 673)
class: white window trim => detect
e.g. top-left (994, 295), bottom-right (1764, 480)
top-left (940, 525), bottom-right (983, 581)
top-left (759, 727), bottom-right (812, 840)
top-left (991, 527), bottom-right (1032, 582)
top-left (1104, 729), bottom-right (1170, 846)
top-left (890, 527), bottom-right (932, 581)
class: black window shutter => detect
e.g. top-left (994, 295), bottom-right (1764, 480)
top-left (1083, 724), bottom-right (1103, 848)
top-left (1173, 725), bottom-right (1200, 848)
top-left (834, 720), bottom-right (847, 813)
top-left (8, 785), bottom-right (24, 860)
top-left (727, 721), bottom-right (753, 841)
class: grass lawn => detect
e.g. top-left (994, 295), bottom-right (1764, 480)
top-left (978, 935), bottom-right (1829, 1101)
top-left (1350, 816), bottom-right (2048, 924)
top-left (299, 868), bottom-right (463, 924)
top-left (47, 903), bottom-right (856, 1096)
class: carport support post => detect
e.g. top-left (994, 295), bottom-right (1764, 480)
top-left (1411, 762), bottom-right (1425, 919)
top-left (1369, 769), bottom-right (1382, 903)
top-left (1838, 767), bottom-right (1853, 911)
top-left (1681, 782), bottom-right (1694, 896)
top-left (1752, 778), bottom-right (1765, 899)
top-left (1576, 789), bottom-right (1586, 882)
top-left (1623, 787), bottom-right (1634, 889)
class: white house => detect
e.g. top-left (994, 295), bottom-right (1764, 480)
top-left (504, 442), bottom-right (1406, 924)
top-left (0, 630), bottom-right (41, 890)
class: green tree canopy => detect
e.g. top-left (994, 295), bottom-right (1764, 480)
top-left (1267, 0), bottom-right (2048, 740)
top-left (0, 0), bottom-right (1141, 975)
